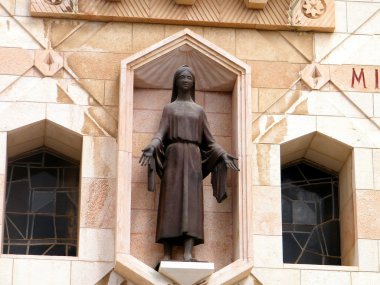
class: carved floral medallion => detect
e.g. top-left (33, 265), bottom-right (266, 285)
top-left (302, 0), bottom-right (326, 19)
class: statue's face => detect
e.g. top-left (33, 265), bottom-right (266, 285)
top-left (177, 70), bottom-right (194, 91)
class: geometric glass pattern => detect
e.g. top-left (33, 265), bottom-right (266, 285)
top-left (281, 161), bottom-right (341, 265)
top-left (3, 148), bottom-right (79, 256)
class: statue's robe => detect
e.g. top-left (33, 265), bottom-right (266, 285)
top-left (150, 101), bottom-right (227, 246)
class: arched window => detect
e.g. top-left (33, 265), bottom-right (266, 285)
top-left (3, 148), bottom-right (79, 256)
top-left (281, 161), bottom-right (341, 265)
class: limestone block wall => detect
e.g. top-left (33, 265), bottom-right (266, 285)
top-left (0, 0), bottom-right (379, 284)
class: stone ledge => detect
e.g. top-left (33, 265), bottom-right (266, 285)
top-left (159, 261), bottom-right (214, 285)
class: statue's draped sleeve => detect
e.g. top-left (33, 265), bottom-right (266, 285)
top-left (199, 110), bottom-right (228, 203)
top-left (150, 106), bottom-right (168, 179)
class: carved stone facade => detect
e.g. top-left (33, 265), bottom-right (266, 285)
top-left (0, 0), bottom-right (379, 284)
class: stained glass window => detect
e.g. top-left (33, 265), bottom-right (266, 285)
top-left (3, 148), bottom-right (79, 256)
top-left (281, 161), bottom-right (341, 265)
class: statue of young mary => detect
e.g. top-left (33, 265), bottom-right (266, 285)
top-left (140, 65), bottom-right (239, 262)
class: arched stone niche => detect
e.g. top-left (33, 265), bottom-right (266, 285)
top-left (116, 29), bottom-right (253, 283)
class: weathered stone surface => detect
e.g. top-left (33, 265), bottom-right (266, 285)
top-left (357, 239), bottom-right (379, 271)
top-left (204, 91), bottom-right (231, 113)
top-left (252, 268), bottom-right (300, 285)
top-left (252, 235), bottom-right (282, 268)
top-left (78, 79), bottom-right (105, 105)
top-left (0, 48), bottom-right (34, 75)
top-left (351, 272), bottom-right (380, 285)
top-left (0, 16), bottom-right (40, 48)
top-left (132, 23), bottom-right (165, 52)
top-left (78, 228), bottom-right (115, 262)
top-left (71, 261), bottom-right (113, 285)
top-left (204, 27), bottom-right (236, 56)
top-left (80, 178), bottom-right (116, 229)
top-left (105, 80), bottom-right (119, 106)
top-left (252, 186), bottom-right (281, 235)
top-left (84, 22), bottom-right (133, 53)
top-left (87, 106), bottom-right (118, 137)
top-left (301, 270), bottom-right (351, 285)
top-left (356, 190), bottom-right (380, 239)
top-left (13, 259), bottom-right (71, 285)
top-left (237, 30), bottom-right (309, 62)
top-left (250, 61), bottom-right (301, 89)
top-left (252, 143), bottom-right (280, 186)
top-left (0, 258), bottom-right (12, 285)
top-left (354, 148), bottom-right (374, 190)
top-left (66, 52), bottom-right (127, 81)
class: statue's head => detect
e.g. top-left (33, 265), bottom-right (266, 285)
top-left (171, 65), bottom-right (196, 102)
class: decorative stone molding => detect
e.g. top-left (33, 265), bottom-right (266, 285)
top-left (245, 0), bottom-right (268, 9)
top-left (289, 0), bottom-right (334, 31)
top-left (30, 0), bottom-right (335, 32)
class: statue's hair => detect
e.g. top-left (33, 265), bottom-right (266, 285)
top-left (171, 65), bottom-right (196, 103)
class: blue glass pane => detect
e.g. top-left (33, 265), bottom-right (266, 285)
top-left (33, 215), bottom-right (55, 239)
top-left (30, 168), bottom-right (58, 187)
top-left (293, 233), bottom-right (309, 248)
top-left (7, 181), bottom-right (30, 212)
top-left (283, 233), bottom-right (301, 263)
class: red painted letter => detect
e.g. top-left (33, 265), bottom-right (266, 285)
top-left (375, 69), bottom-right (379, 89)
top-left (351, 68), bottom-right (366, 88)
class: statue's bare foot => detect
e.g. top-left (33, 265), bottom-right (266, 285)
top-left (184, 251), bottom-right (192, 261)
top-left (184, 237), bottom-right (194, 262)
top-left (163, 242), bottom-right (172, 261)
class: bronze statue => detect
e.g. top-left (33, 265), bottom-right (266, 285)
top-left (139, 65), bottom-right (239, 262)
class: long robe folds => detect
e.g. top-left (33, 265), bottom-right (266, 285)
top-left (150, 101), bottom-right (227, 246)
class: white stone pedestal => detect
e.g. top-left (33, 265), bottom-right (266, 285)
top-left (159, 261), bottom-right (214, 285)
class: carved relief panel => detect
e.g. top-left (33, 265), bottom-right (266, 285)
top-left (31, 0), bottom-right (335, 32)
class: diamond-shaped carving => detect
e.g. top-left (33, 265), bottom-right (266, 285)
top-left (301, 63), bottom-right (330, 90)
top-left (34, 49), bottom-right (63, 77)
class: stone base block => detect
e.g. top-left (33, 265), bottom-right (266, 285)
top-left (159, 261), bottom-right (214, 285)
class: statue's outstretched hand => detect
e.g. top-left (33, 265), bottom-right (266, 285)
top-left (222, 153), bottom-right (239, 171)
top-left (139, 145), bottom-right (154, 166)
